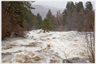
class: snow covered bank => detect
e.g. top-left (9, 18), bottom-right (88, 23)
top-left (2, 29), bottom-right (91, 63)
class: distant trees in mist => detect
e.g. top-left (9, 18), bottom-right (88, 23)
top-left (55, 1), bottom-right (94, 31)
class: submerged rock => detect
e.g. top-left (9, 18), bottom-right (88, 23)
top-left (50, 59), bottom-right (57, 63)
top-left (63, 57), bottom-right (88, 63)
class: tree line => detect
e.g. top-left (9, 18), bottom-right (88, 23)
top-left (2, 1), bottom-right (94, 40)
top-left (38, 1), bottom-right (94, 32)
top-left (61, 1), bottom-right (94, 32)
top-left (54, 1), bottom-right (94, 32)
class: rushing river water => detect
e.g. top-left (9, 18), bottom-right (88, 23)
top-left (2, 30), bottom-right (92, 63)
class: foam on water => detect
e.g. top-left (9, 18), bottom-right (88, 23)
top-left (2, 29), bottom-right (90, 63)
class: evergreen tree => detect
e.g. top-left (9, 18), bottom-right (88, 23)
top-left (66, 1), bottom-right (74, 11)
top-left (50, 15), bottom-right (57, 27)
top-left (75, 2), bottom-right (84, 13)
top-left (85, 1), bottom-right (93, 10)
top-left (46, 9), bottom-right (56, 28)
top-left (46, 9), bottom-right (53, 19)
top-left (66, 2), bottom-right (70, 10)
top-left (40, 18), bottom-right (53, 33)
top-left (25, 9), bottom-right (38, 30)
top-left (62, 9), bottom-right (67, 26)
top-left (36, 13), bottom-right (42, 27)
top-left (66, 1), bottom-right (75, 15)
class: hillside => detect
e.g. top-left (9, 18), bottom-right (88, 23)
top-left (32, 5), bottom-right (64, 19)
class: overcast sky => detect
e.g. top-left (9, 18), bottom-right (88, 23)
top-left (33, 0), bottom-right (95, 10)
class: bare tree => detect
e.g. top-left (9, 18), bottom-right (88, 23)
top-left (59, 48), bottom-right (73, 63)
top-left (56, 10), bottom-right (63, 26)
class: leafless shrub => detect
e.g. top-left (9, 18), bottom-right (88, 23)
top-left (59, 48), bottom-right (73, 63)
top-left (85, 32), bottom-right (95, 63)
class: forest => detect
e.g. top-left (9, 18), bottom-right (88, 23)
top-left (2, 1), bottom-right (94, 40)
